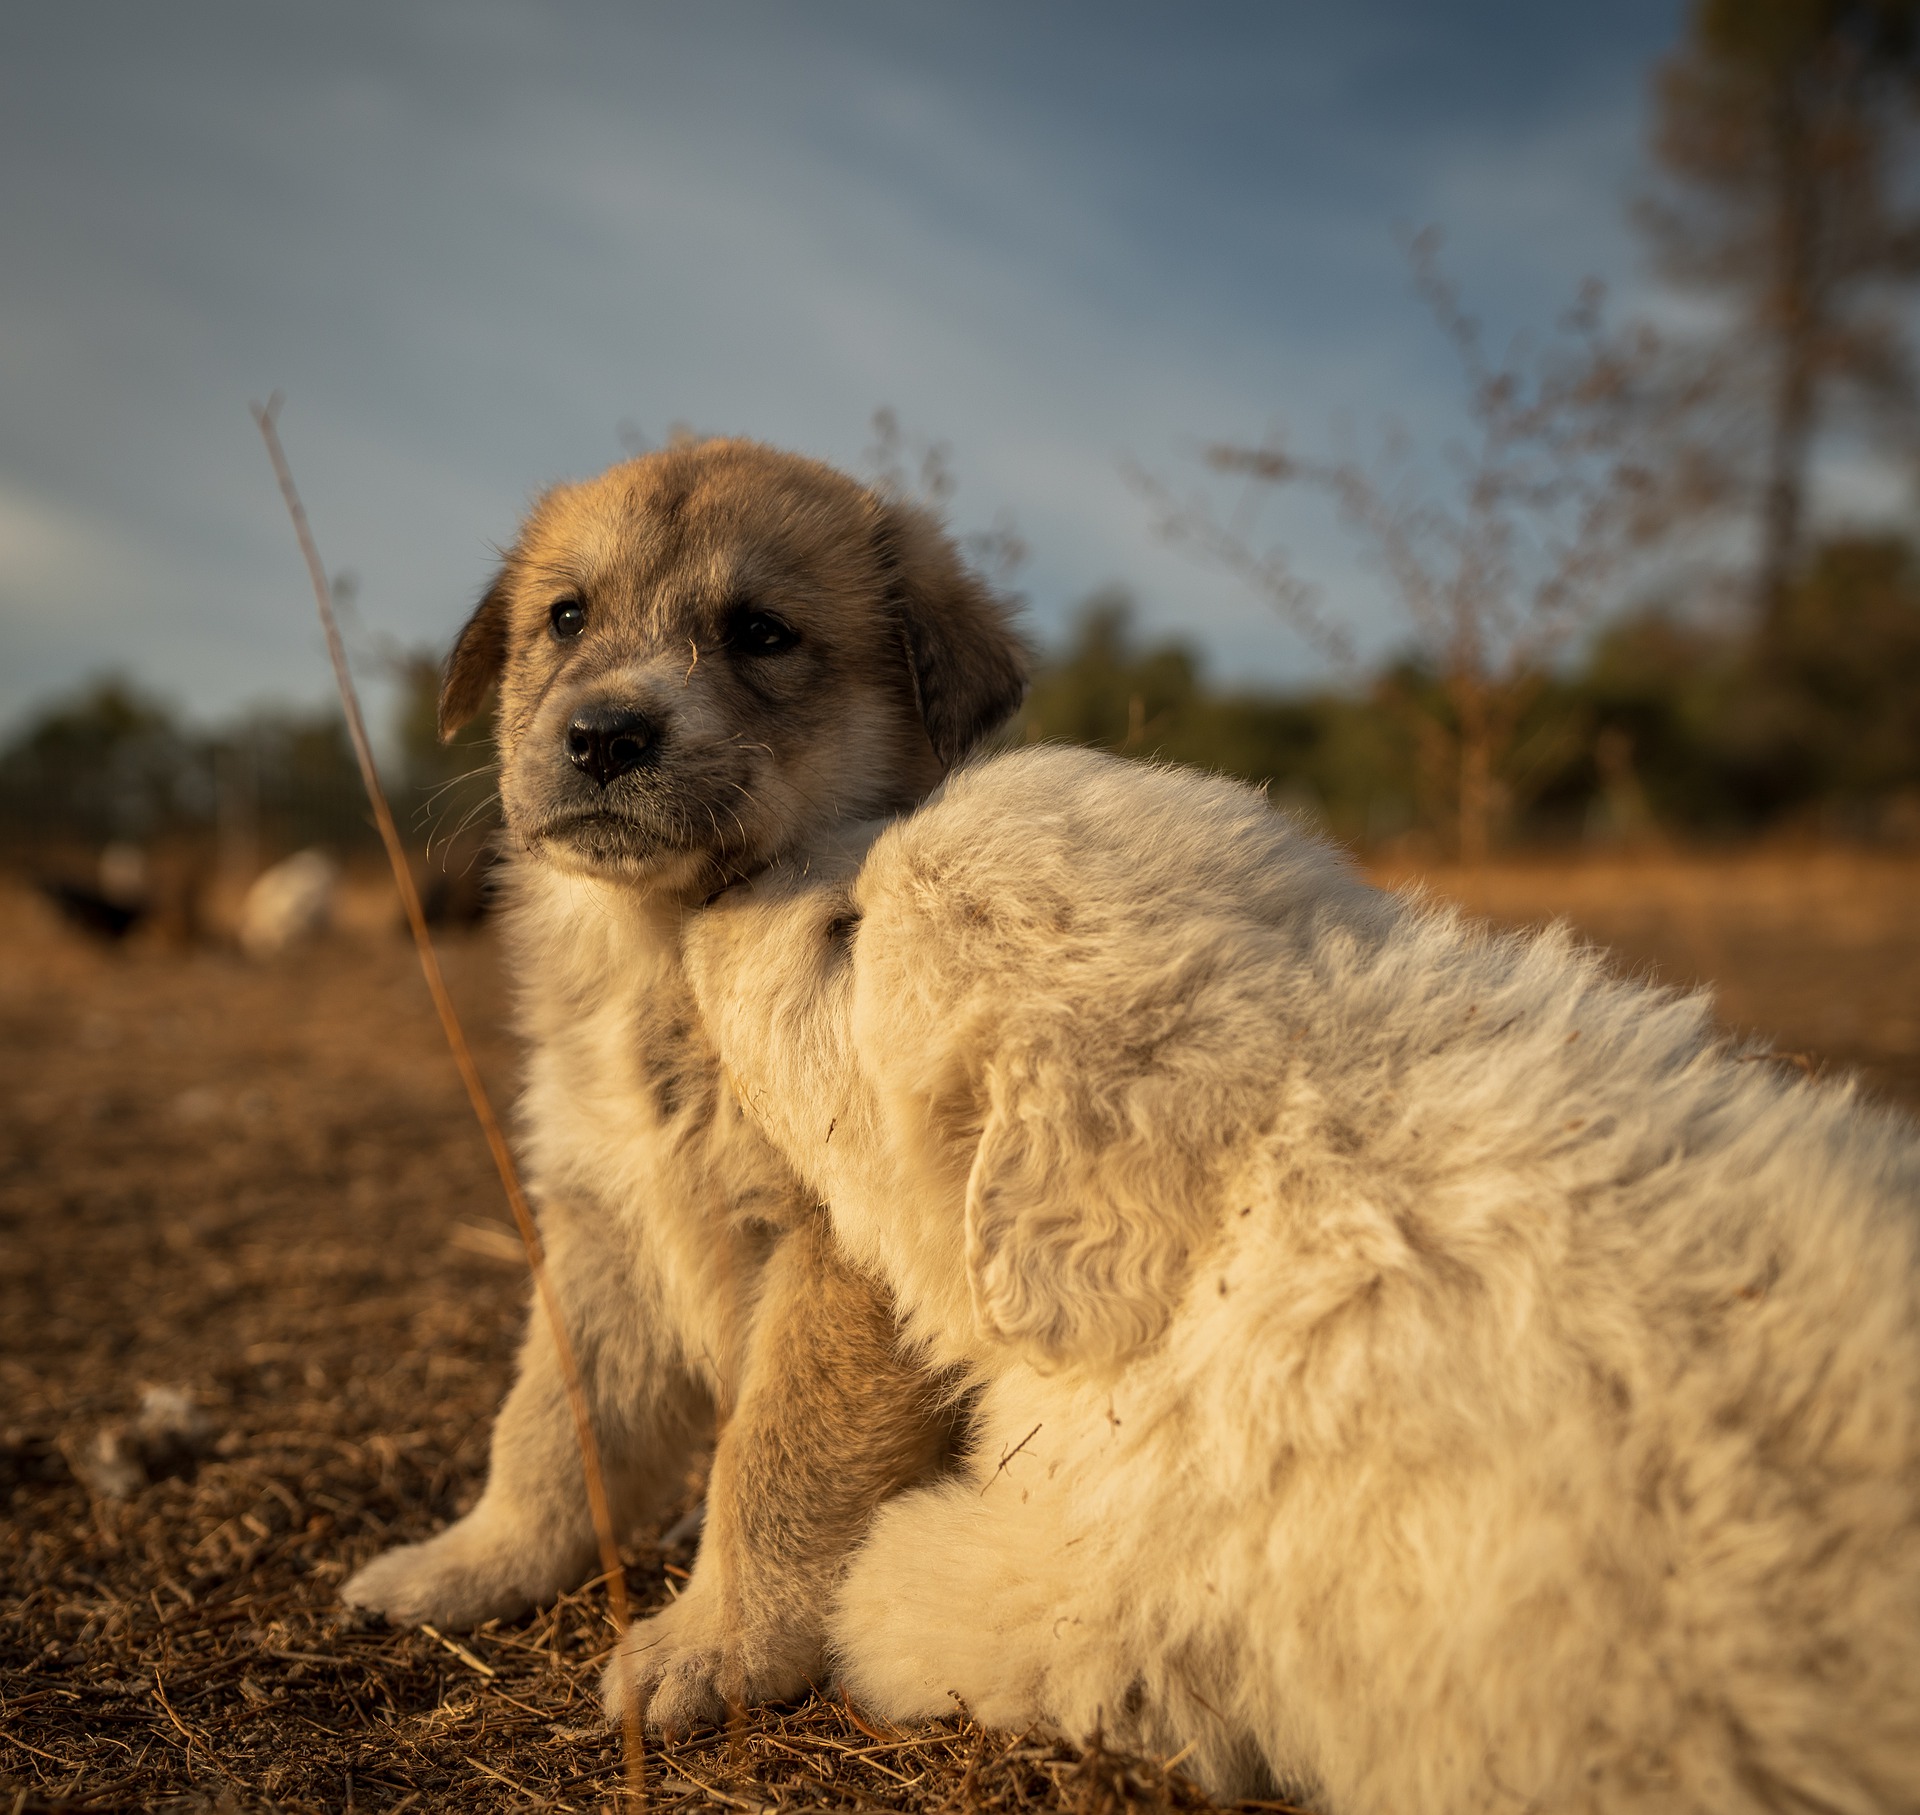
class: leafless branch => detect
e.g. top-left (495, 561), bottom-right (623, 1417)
top-left (1138, 234), bottom-right (1704, 861)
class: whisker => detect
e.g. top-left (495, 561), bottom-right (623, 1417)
top-left (421, 762), bottom-right (500, 805)
top-left (447, 792), bottom-right (503, 841)
top-left (427, 790), bottom-right (503, 866)
top-left (412, 769), bottom-right (502, 861)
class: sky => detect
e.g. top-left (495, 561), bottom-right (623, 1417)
top-left (0, 0), bottom-right (1699, 740)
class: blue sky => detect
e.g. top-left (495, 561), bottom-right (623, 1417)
top-left (0, 0), bottom-right (1694, 738)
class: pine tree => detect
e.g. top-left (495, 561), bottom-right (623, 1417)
top-left (1641, 0), bottom-right (1920, 625)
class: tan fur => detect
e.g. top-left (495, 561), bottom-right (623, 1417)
top-left (341, 439), bottom-right (1025, 1734)
top-left (684, 746), bottom-right (1920, 1812)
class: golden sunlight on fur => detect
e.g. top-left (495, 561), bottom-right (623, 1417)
top-left (342, 439), bottom-right (1025, 1736)
top-left (684, 744), bottom-right (1920, 1814)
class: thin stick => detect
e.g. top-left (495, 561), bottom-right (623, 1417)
top-left (152, 1670), bottom-right (239, 1786)
top-left (981, 1422), bottom-right (1042, 1495)
top-left (251, 396), bottom-right (645, 1809)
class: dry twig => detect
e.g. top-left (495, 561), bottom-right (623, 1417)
top-left (250, 396), bottom-right (647, 1807)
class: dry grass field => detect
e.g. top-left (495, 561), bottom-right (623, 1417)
top-left (2, 847), bottom-right (1916, 1813)
top-left (1373, 847), bottom-right (1920, 1113)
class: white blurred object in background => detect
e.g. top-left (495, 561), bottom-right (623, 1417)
top-left (239, 849), bottom-right (338, 958)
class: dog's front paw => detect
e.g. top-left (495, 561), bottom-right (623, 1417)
top-left (343, 1516), bottom-right (571, 1630)
top-left (602, 1587), bottom-right (817, 1737)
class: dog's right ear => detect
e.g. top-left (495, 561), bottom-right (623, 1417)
top-left (877, 502), bottom-right (1029, 769)
top-left (438, 569), bottom-right (512, 741)
top-left (963, 1049), bottom-right (1200, 1370)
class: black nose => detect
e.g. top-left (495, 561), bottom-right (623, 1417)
top-left (565, 706), bottom-right (656, 788)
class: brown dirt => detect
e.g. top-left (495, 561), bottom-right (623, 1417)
top-left (4, 851), bottom-right (1917, 1811)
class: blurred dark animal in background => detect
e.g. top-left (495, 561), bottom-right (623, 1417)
top-left (38, 876), bottom-right (144, 942)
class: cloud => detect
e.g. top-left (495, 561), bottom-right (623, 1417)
top-left (0, 483), bottom-right (141, 604)
top-left (0, 1), bottom-right (1695, 736)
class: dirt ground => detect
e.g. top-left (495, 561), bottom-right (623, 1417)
top-left (3, 849), bottom-right (1917, 1813)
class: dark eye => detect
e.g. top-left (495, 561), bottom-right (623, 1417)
top-left (727, 606), bottom-right (799, 656)
top-left (549, 597), bottom-right (587, 640)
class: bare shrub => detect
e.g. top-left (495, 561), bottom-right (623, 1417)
top-left (1136, 233), bottom-right (1715, 862)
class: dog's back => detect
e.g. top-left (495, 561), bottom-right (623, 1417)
top-left (1217, 893), bottom-right (1920, 1812)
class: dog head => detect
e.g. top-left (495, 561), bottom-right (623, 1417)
top-left (685, 745), bottom-right (1376, 1371)
top-left (442, 438), bottom-right (1027, 895)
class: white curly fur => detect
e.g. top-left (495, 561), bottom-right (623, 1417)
top-left (682, 744), bottom-right (1920, 1813)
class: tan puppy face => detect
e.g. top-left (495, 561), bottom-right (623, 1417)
top-left (441, 438), bottom-right (1026, 893)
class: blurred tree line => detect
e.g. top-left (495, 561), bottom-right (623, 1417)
top-left (0, 657), bottom-right (494, 876)
top-left (8, 521), bottom-right (1912, 877)
top-left (1018, 529), bottom-right (1920, 850)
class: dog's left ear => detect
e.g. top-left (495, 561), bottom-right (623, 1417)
top-left (438, 567), bottom-right (512, 741)
top-left (877, 502), bottom-right (1028, 769)
top-left (963, 1050), bottom-right (1198, 1369)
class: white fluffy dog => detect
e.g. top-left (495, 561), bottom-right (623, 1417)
top-left (683, 744), bottom-right (1920, 1814)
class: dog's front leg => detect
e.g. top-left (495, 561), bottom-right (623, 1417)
top-left (345, 1199), bottom-right (707, 1629)
top-left (605, 1213), bottom-right (953, 1733)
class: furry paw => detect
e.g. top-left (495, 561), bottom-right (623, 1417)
top-left (602, 1588), bottom-right (817, 1737)
top-left (343, 1517), bottom-right (578, 1631)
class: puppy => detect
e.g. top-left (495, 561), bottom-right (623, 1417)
top-left (685, 744), bottom-right (1920, 1812)
top-left (343, 438), bottom-right (1026, 1733)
